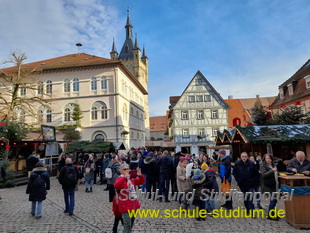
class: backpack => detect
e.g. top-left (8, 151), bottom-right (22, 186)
top-left (105, 167), bottom-right (112, 179)
top-left (64, 166), bottom-right (78, 185)
top-left (32, 174), bottom-right (45, 188)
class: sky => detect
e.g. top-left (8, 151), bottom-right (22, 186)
top-left (1, 0), bottom-right (310, 116)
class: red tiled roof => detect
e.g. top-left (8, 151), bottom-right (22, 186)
top-left (169, 96), bottom-right (180, 104)
top-left (1, 53), bottom-right (120, 71)
top-left (0, 53), bottom-right (147, 95)
top-left (150, 116), bottom-right (168, 132)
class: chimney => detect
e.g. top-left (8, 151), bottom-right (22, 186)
top-left (228, 95), bottom-right (233, 99)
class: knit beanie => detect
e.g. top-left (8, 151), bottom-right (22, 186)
top-left (201, 163), bottom-right (209, 170)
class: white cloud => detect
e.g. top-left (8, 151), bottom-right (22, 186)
top-left (0, 0), bottom-right (121, 64)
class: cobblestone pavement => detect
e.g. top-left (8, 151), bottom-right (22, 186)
top-left (0, 177), bottom-right (309, 233)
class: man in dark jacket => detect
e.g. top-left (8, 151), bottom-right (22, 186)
top-left (26, 162), bottom-right (50, 218)
top-left (157, 151), bottom-right (173, 202)
top-left (218, 150), bottom-right (233, 209)
top-left (26, 152), bottom-right (39, 178)
top-left (233, 152), bottom-right (258, 212)
top-left (287, 151), bottom-right (310, 176)
top-left (58, 158), bottom-right (79, 216)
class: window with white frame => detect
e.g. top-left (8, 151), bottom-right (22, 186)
top-left (91, 106), bottom-right (98, 120)
top-left (198, 128), bottom-right (205, 137)
top-left (20, 87), bottom-right (26, 96)
top-left (197, 110), bottom-right (204, 120)
top-left (197, 95), bottom-right (203, 102)
top-left (101, 104), bottom-right (108, 119)
top-left (212, 127), bottom-right (219, 136)
top-left (211, 110), bottom-right (218, 119)
top-left (73, 78), bottom-right (79, 92)
top-left (91, 101), bottom-right (108, 120)
top-left (288, 84), bottom-right (293, 96)
top-left (182, 128), bottom-right (189, 137)
top-left (91, 77), bottom-right (97, 91)
top-left (188, 96), bottom-right (195, 102)
top-left (46, 109), bottom-right (52, 123)
top-left (181, 111), bottom-right (189, 120)
top-left (305, 76), bottom-right (310, 89)
top-left (64, 108), bottom-right (71, 122)
top-left (46, 80), bottom-right (52, 94)
top-left (279, 88), bottom-right (284, 98)
top-left (101, 76), bottom-right (107, 90)
top-left (204, 95), bottom-right (211, 102)
top-left (64, 79), bottom-right (70, 93)
top-left (37, 81), bottom-right (43, 95)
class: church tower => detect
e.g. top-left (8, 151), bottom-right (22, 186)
top-left (111, 10), bottom-right (148, 91)
top-left (110, 10), bottom-right (150, 140)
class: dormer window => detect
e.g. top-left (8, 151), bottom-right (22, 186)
top-left (288, 84), bottom-right (293, 96)
top-left (279, 88), bottom-right (284, 99)
top-left (304, 75), bottom-right (310, 89)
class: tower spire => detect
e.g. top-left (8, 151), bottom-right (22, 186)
top-left (134, 33), bottom-right (140, 50)
top-left (110, 38), bottom-right (118, 59)
top-left (111, 38), bottom-right (117, 53)
top-left (142, 45), bottom-right (147, 59)
top-left (125, 9), bottom-right (133, 39)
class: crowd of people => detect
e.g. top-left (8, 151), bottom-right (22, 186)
top-left (23, 148), bottom-right (310, 232)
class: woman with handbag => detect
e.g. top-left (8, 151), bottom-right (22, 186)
top-left (260, 154), bottom-right (279, 220)
top-left (84, 154), bottom-right (95, 192)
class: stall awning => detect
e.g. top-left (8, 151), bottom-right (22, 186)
top-left (113, 142), bottom-right (126, 150)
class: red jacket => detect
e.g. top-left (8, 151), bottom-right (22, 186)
top-left (114, 175), bottom-right (145, 213)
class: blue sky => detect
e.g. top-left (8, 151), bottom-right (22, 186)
top-left (1, 0), bottom-right (310, 116)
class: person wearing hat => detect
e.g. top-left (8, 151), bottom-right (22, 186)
top-left (192, 168), bottom-right (206, 221)
top-left (218, 150), bottom-right (233, 209)
top-left (201, 163), bottom-right (219, 212)
top-left (176, 157), bottom-right (192, 209)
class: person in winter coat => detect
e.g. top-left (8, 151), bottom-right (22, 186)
top-left (58, 158), bottom-right (80, 216)
top-left (192, 169), bottom-right (206, 221)
top-left (26, 162), bottom-right (50, 218)
top-left (176, 157), bottom-right (192, 208)
top-left (201, 162), bottom-right (218, 211)
top-left (218, 150), bottom-right (233, 209)
top-left (287, 151), bottom-right (310, 175)
top-left (26, 152), bottom-right (39, 178)
top-left (141, 152), bottom-right (157, 193)
top-left (233, 152), bottom-right (258, 212)
top-left (249, 155), bottom-right (263, 209)
top-left (102, 153), bottom-right (111, 188)
top-left (114, 164), bottom-right (145, 233)
top-left (107, 154), bottom-right (121, 202)
top-left (260, 154), bottom-right (280, 220)
top-left (157, 151), bottom-right (174, 202)
top-left (84, 154), bottom-right (95, 192)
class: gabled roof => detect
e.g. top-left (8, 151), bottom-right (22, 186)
top-left (0, 53), bottom-right (147, 95)
top-left (172, 70), bottom-right (230, 110)
top-left (150, 116), bottom-right (168, 132)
